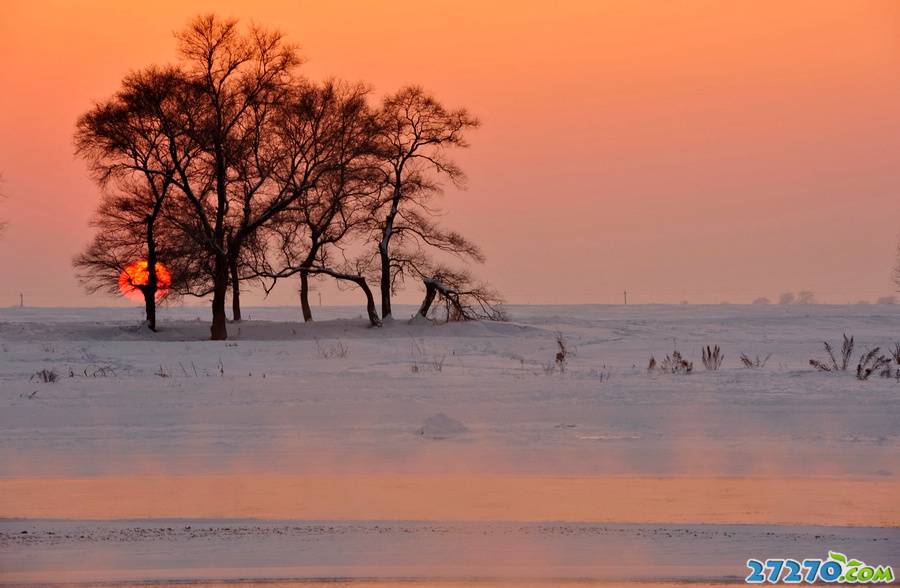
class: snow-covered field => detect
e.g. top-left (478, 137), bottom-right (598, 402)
top-left (1, 304), bottom-right (898, 585)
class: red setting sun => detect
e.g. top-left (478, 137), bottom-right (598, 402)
top-left (117, 260), bottom-right (171, 301)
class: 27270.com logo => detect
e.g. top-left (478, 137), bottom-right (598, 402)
top-left (746, 551), bottom-right (894, 584)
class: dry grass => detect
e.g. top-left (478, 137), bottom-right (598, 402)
top-left (809, 334), bottom-right (853, 372)
top-left (856, 347), bottom-right (892, 381)
top-left (740, 353), bottom-right (771, 369)
top-left (648, 350), bottom-right (693, 375)
top-left (701, 345), bottom-right (724, 370)
top-left (315, 339), bottom-right (349, 359)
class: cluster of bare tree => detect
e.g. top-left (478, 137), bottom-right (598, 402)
top-left (74, 15), bottom-right (502, 339)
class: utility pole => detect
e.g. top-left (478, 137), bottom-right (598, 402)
top-left (623, 290), bottom-right (627, 305)
top-left (318, 292), bottom-right (322, 307)
top-left (19, 293), bottom-right (23, 308)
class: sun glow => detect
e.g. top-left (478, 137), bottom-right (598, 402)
top-left (118, 260), bottom-right (172, 301)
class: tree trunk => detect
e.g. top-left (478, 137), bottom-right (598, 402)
top-left (230, 253), bottom-right (242, 322)
top-left (210, 138), bottom-right (229, 340)
top-left (210, 251), bottom-right (229, 340)
top-left (144, 219), bottom-right (158, 331)
top-left (417, 280), bottom-right (438, 319)
top-left (358, 277), bottom-right (380, 327)
top-left (379, 246), bottom-right (392, 319)
top-left (309, 268), bottom-right (380, 327)
top-left (299, 269), bottom-right (313, 322)
top-left (143, 290), bottom-right (157, 332)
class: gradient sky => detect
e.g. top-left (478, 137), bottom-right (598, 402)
top-left (1, 0), bottom-right (899, 307)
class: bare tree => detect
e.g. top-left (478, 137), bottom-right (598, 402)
top-left (260, 80), bottom-right (379, 322)
top-left (415, 265), bottom-right (505, 322)
top-left (366, 86), bottom-right (480, 320)
top-left (74, 189), bottom-right (189, 330)
top-left (74, 68), bottom-right (187, 331)
top-left (160, 15), bottom-right (302, 338)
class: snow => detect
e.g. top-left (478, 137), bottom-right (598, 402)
top-left (416, 413), bottom-right (468, 439)
top-left (0, 304), bottom-right (898, 584)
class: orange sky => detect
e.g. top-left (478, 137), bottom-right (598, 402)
top-left (1, 0), bottom-right (899, 306)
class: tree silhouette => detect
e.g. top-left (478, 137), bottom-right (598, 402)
top-left (75, 67), bottom-right (187, 331)
top-left (415, 265), bottom-right (505, 322)
top-left (365, 86), bottom-right (481, 320)
top-left (74, 189), bottom-right (190, 330)
top-left (165, 14), bottom-right (301, 338)
top-left (259, 80), bottom-right (379, 322)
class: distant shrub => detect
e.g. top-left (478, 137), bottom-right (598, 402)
top-left (876, 296), bottom-right (896, 305)
top-left (752, 297), bottom-right (770, 305)
top-left (797, 291), bottom-right (816, 305)
top-left (779, 292), bottom-right (796, 305)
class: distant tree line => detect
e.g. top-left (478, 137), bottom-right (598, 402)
top-left (74, 15), bottom-right (502, 338)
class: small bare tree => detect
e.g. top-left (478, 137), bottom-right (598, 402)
top-left (415, 265), bottom-right (505, 322)
top-left (366, 86), bottom-right (480, 320)
top-left (74, 190), bottom-right (187, 330)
